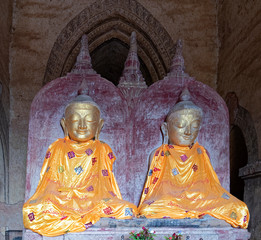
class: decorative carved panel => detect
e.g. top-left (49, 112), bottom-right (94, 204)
top-left (43, 0), bottom-right (175, 85)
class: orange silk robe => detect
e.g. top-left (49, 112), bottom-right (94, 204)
top-left (23, 137), bottom-right (137, 236)
top-left (138, 142), bottom-right (249, 228)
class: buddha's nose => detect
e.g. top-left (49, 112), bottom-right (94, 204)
top-left (78, 119), bottom-right (87, 129)
top-left (184, 125), bottom-right (191, 135)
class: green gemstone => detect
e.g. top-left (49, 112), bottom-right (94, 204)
top-left (103, 198), bottom-right (111, 202)
top-left (165, 151), bottom-right (170, 156)
top-left (58, 166), bottom-right (64, 173)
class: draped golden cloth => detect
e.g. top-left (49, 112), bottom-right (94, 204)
top-left (138, 142), bottom-right (249, 228)
top-left (23, 137), bottom-right (137, 236)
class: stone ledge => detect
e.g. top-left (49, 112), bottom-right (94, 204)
top-left (239, 160), bottom-right (261, 178)
top-left (24, 227), bottom-right (251, 240)
top-left (92, 215), bottom-right (231, 228)
top-left (23, 216), bottom-right (251, 240)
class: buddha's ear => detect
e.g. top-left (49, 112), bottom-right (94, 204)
top-left (61, 117), bottom-right (68, 137)
top-left (95, 118), bottom-right (104, 140)
top-left (161, 122), bottom-right (168, 144)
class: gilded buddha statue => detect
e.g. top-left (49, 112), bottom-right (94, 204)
top-left (138, 88), bottom-right (249, 229)
top-left (23, 91), bottom-right (137, 236)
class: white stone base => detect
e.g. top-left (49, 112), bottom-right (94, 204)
top-left (23, 217), bottom-right (251, 240)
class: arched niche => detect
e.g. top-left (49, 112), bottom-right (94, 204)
top-left (229, 125), bottom-right (248, 201)
top-left (226, 92), bottom-right (258, 200)
top-left (226, 92), bottom-right (258, 165)
top-left (43, 0), bottom-right (175, 85)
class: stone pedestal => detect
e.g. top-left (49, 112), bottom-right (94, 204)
top-left (239, 161), bottom-right (261, 240)
top-left (23, 217), bottom-right (250, 240)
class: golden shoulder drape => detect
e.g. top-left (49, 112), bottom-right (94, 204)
top-left (23, 137), bottom-right (137, 236)
top-left (138, 142), bottom-right (249, 228)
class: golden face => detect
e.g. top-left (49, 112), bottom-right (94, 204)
top-left (167, 109), bottom-right (201, 146)
top-left (62, 102), bottom-right (103, 142)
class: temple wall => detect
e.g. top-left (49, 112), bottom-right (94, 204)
top-left (217, 0), bottom-right (261, 158)
top-left (0, 1), bottom-right (11, 201)
top-left (0, 0), bottom-right (12, 118)
top-left (9, 0), bottom-right (218, 205)
top-left (0, 0), bottom-right (11, 214)
top-left (217, 1), bottom-right (261, 239)
top-left (1, 0), bottom-right (260, 238)
top-left (0, 1), bottom-right (14, 239)
top-left (4, 0), bottom-right (261, 239)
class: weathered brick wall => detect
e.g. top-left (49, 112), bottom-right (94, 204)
top-left (0, 0), bottom-right (11, 117)
top-left (217, 1), bottom-right (261, 239)
top-left (217, 0), bottom-right (261, 158)
top-left (0, 0), bottom-right (11, 203)
top-left (0, 1), bottom-right (13, 238)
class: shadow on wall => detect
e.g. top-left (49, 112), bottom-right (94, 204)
top-left (0, 82), bottom-right (9, 203)
top-left (226, 91), bottom-right (260, 239)
top-left (5, 230), bottom-right (22, 240)
top-left (230, 125), bottom-right (248, 201)
top-left (226, 92), bottom-right (258, 200)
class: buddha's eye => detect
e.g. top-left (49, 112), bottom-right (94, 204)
top-left (191, 120), bottom-right (200, 129)
top-left (67, 113), bottom-right (80, 122)
top-left (84, 116), bottom-right (98, 123)
top-left (85, 120), bottom-right (97, 124)
top-left (174, 121), bottom-right (186, 128)
top-left (69, 116), bottom-right (80, 123)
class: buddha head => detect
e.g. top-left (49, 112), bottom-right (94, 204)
top-left (61, 91), bottom-right (104, 142)
top-left (162, 88), bottom-right (203, 146)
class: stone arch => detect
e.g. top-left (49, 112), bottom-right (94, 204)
top-left (226, 92), bottom-right (258, 165)
top-left (43, 0), bottom-right (175, 85)
top-left (0, 82), bottom-right (9, 203)
top-left (226, 92), bottom-right (259, 200)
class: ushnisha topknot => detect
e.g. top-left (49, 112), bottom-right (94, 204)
top-left (65, 87), bottom-right (101, 112)
top-left (167, 87), bottom-right (203, 121)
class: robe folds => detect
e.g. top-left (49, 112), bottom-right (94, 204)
top-left (138, 142), bottom-right (249, 228)
top-left (23, 137), bottom-right (137, 236)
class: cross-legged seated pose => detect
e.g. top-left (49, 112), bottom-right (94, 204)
top-left (23, 91), bottom-right (137, 236)
top-left (138, 88), bottom-right (249, 229)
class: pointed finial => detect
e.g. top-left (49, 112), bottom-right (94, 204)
top-left (118, 31), bottom-right (147, 90)
top-left (130, 32), bottom-right (137, 53)
top-left (72, 34), bottom-right (96, 74)
top-left (176, 39), bottom-right (183, 55)
top-left (121, 31), bottom-right (140, 73)
top-left (170, 39), bottom-right (185, 72)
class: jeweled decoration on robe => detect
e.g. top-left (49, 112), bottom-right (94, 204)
top-left (138, 142), bottom-right (249, 229)
top-left (23, 137), bottom-right (137, 236)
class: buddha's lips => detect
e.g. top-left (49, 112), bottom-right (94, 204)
top-left (182, 136), bottom-right (192, 140)
top-left (76, 130), bottom-right (88, 134)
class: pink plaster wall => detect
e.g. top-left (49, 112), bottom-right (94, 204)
top-left (25, 74), bottom-right (128, 201)
top-left (25, 73), bottom-right (229, 207)
top-left (25, 38), bottom-right (229, 207)
top-left (129, 75), bottom-right (229, 205)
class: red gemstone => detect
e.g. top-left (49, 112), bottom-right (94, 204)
top-left (103, 206), bottom-right (113, 215)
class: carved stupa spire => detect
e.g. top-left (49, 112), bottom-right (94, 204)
top-left (118, 32), bottom-right (147, 89)
top-left (72, 34), bottom-right (96, 74)
top-left (168, 39), bottom-right (189, 77)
